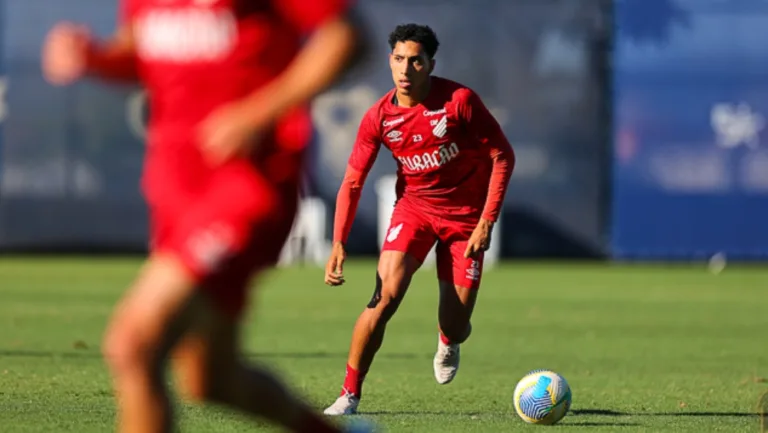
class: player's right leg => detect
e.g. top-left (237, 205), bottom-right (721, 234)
top-left (101, 252), bottom-right (200, 433)
top-left (325, 206), bottom-right (436, 416)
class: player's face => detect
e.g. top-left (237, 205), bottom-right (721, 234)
top-left (389, 41), bottom-right (433, 96)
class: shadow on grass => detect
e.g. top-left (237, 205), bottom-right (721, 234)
top-left (361, 411), bottom-right (641, 427)
top-left (566, 421), bottom-right (640, 427)
top-left (573, 409), bottom-right (758, 417)
top-left (363, 411), bottom-right (482, 416)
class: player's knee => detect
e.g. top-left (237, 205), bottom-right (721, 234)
top-left (102, 312), bottom-right (154, 375)
top-left (377, 290), bottom-right (403, 321)
top-left (367, 272), bottom-right (404, 320)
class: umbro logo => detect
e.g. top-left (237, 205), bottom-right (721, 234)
top-left (387, 130), bottom-right (403, 142)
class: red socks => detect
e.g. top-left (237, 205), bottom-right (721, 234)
top-left (440, 333), bottom-right (452, 345)
top-left (341, 364), bottom-right (367, 398)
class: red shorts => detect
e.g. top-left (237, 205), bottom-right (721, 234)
top-left (143, 143), bottom-right (301, 318)
top-left (382, 198), bottom-right (484, 289)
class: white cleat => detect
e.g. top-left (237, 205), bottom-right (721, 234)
top-left (324, 391), bottom-right (360, 416)
top-left (433, 335), bottom-right (461, 384)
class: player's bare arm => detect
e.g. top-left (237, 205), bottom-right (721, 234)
top-left (199, 15), bottom-right (361, 165)
top-left (42, 23), bottom-right (138, 86)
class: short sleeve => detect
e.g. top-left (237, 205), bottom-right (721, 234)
top-left (274, 0), bottom-right (352, 34)
top-left (347, 108), bottom-right (381, 173)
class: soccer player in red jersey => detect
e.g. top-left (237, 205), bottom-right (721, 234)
top-left (41, 1), bottom-right (373, 432)
top-left (323, 23), bottom-right (515, 415)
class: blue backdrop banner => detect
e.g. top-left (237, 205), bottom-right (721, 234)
top-left (611, 0), bottom-right (768, 260)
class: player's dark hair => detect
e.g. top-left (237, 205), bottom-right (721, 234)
top-left (388, 24), bottom-right (440, 59)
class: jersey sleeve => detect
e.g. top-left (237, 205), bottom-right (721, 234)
top-left (347, 108), bottom-right (381, 174)
top-left (275, 0), bottom-right (352, 34)
top-left (331, 108), bottom-right (381, 244)
top-left (457, 88), bottom-right (515, 222)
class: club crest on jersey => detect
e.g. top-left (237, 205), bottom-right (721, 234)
top-left (386, 223), bottom-right (403, 243)
top-left (432, 115), bottom-right (448, 138)
top-left (397, 142), bottom-right (459, 173)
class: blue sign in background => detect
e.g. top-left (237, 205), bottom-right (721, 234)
top-left (611, 0), bottom-right (768, 259)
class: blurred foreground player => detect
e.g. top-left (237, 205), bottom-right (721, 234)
top-left (42, 1), bottom-right (372, 432)
top-left (323, 24), bottom-right (515, 415)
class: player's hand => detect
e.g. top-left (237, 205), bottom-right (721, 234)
top-left (199, 102), bottom-right (262, 165)
top-left (324, 242), bottom-right (346, 286)
top-left (42, 22), bottom-right (92, 86)
top-left (464, 218), bottom-right (494, 259)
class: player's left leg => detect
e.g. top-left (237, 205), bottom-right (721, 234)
top-left (325, 200), bottom-right (436, 416)
top-left (432, 236), bottom-right (484, 385)
top-left (170, 287), bottom-right (353, 433)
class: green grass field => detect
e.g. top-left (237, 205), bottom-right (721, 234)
top-left (1, 257), bottom-right (767, 432)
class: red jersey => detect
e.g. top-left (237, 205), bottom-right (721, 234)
top-left (121, 0), bottom-right (348, 148)
top-left (350, 77), bottom-right (513, 216)
top-left (333, 77), bottom-right (515, 244)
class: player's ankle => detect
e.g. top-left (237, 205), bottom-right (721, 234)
top-left (440, 331), bottom-right (463, 345)
top-left (440, 323), bottom-right (472, 345)
top-left (341, 364), bottom-right (366, 398)
top-left (439, 332), bottom-right (452, 345)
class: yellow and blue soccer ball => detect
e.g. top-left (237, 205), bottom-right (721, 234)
top-left (513, 369), bottom-right (572, 425)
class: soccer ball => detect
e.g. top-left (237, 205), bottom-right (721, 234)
top-left (513, 369), bottom-right (572, 425)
